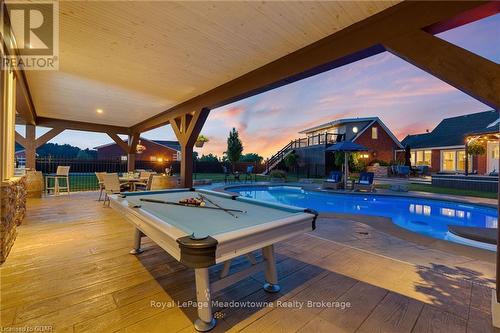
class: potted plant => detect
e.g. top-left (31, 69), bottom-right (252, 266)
top-left (467, 141), bottom-right (486, 156)
top-left (195, 135), bottom-right (209, 148)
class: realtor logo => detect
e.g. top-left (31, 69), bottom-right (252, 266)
top-left (1, 0), bottom-right (59, 70)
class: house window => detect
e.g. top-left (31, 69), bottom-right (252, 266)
top-left (150, 156), bottom-right (157, 161)
top-left (371, 127), bottom-right (378, 139)
top-left (120, 155), bottom-right (127, 161)
top-left (441, 150), bottom-right (472, 172)
top-left (441, 151), bottom-right (456, 171)
top-left (410, 150), bottom-right (432, 166)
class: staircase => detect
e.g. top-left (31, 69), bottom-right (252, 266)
top-left (262, 142), bottom-right (294, 175)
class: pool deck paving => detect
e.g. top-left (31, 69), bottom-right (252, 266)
top-left (0, 191), bottom-right (498, 332)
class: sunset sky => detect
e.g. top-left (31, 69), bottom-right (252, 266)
top-left (29, 14), bottom-right (499, 159)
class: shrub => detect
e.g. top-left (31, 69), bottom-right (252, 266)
top-left (269, 169), bottom-right (287, 180)
top-left (369, 159), bottom-right (390, 166)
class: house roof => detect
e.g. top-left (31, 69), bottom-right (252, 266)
top-left (299, 117), bottom-right (377, 134)
top-left (300, 117), bottom-right (403, 149)
top-left (401, 110), bottom-right (498, 149)
top-left (94, 137), bottom-right (180, 152)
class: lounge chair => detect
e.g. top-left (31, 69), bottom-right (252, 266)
top-left (322, 171), bottom-right (343, 190)
top-left (244, 165), bottom-right (255, 183)
top-left (353, 172), bottom-right (375, 192)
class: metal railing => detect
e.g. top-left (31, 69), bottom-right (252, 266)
top-left (264, 133), bottom-right (344, 174)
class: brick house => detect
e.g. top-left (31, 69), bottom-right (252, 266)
top-left (94, 138), bottom-right (181, 162)
top-left (401, 110), bottom-right (499, 175)
top-left (264, 117), bottom-right (403, 176)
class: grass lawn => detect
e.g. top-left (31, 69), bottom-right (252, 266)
top-left (407, 183), bottom-right (498, 199)
top-left (376, 183), bottom-right (497, 199)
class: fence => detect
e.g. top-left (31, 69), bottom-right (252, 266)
top-left (32, 157), bottom-right (266, 192)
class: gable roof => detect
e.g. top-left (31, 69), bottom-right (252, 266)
top-left (299, 117), bottom-right (377, 134)
top-left (401, 110), bottom-right (498, 149)
top-left (94, 137), bottom-right (180, 152)
top-left (300, 116), bottom-right (403, 148)
top-left (352, 118), bottom-right (404, 149)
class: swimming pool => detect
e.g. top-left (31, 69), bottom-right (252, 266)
top-left (229, 185), bottom-right (498, 251)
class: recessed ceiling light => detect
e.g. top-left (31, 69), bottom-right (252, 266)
top-left (96, 108), bottom-right (103, 114)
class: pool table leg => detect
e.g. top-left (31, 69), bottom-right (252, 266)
top-left (194, 268), bottom-right (216, 332)
top-left (262, 245), bottom-right (281, 293)
top-left (129, 228), bottom-right (144, 254)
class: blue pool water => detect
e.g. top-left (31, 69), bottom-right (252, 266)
top-left (230, 185), bottom-right (498, 250)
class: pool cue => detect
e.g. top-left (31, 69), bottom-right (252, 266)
top-left (139, 198), bottom-right (244, 213)
top-left (198, 193), bottom-right (244, 219)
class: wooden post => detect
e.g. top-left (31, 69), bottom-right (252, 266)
top-left (1, 68), bottom-right (16, 180)
top-left (169, 108), bottom-right (210, 188)
top-left (25, 124), bottom-right (36, 169)
top-left (464, 140), bottom-right (469, 176)
top-left (127, 134), bottom-right (140, 172)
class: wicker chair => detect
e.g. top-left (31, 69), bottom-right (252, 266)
top-left (45, 166), bottom-right (70, 196)
top-left (95, 172), bottom-right (107, 201)
top-left (353, 172), bottom-right (375, 192)
top-left (322, 171), bottom-right (343, 190)
top-left (102, 173), bottom-right (128, 206)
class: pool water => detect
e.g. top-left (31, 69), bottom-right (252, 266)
top-left (230, 185), bottom-right (498, 250)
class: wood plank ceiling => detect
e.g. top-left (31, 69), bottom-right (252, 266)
top-left (18, 1), bottom-right (399, 127)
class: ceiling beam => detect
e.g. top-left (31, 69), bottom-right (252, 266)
top-left (106, 132), bottom-right (129, 153)
top-left (384, 29), bottom-right (500, 110)
top-left (36, 117), bottom-right (129, 135)
top-left (14, 131), bottom-right (27, 148)
top-left (35, 128), bottom-right (65, 148)
top-left (130, 1), bottom-right (491, 133)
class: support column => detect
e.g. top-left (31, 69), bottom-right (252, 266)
top-left (169, 108), bottom-right (210, 188)
top-left (1, 68), bottom-right (16, 180)
top-left (180, 144), bottom-right (193, 188)
top-left (464, 141), bottom-right (469, 176)
top-left (25, 124), bottom-right (36, 170)
top-left (127, 134), bottom-right (140, 172)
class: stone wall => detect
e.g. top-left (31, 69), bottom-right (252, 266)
top-left (1, 176), bottom-right (27, 264)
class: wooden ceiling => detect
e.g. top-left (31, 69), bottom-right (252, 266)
top-left (19, 1), bottom-right (399, 127)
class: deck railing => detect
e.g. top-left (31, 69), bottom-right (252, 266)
top-left (265, 133), bottom-right (344, 174)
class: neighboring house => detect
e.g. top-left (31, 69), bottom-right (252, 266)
top-left (265, 117), bottom-right (403, 175)
top-left (401, 110), bottom-right (499, 174)
top-left (94, 138), bottom-right (181, 162)
top-left (298, 116), bottom-right (403, 162)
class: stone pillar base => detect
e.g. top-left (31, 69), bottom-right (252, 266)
top-left (1, 176), bottom-right (27, 264)
top-left (492, 290), bottom-right (500, 327)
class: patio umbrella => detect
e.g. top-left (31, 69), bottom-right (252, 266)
top-left (326, 142), bottom-right (368, 188)
top-left (404, 145), bottom-right (412, 167)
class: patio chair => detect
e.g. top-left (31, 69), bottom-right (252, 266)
top-left (95, 172), bottom-right (107, 201)
top-left (102, 173), bottom-right (129, 206)
top-left (45, 166), bottom-right (70, 196)
top-left (397, 165), bottom-right (410, 178)
top-left (322, 171), bottom-right (343, 190)
top-left (135, 173), bottom-right (156, 191)
top-left (244, 165), bottom-right (255, 183)
top-left (353, 172), bottom-right (375, 192)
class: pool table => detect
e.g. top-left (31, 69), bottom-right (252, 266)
top-left (109, 188), bottom-right (317, 331)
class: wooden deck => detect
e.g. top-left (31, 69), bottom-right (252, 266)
top-left (1, 192), bottom-right (499, 333)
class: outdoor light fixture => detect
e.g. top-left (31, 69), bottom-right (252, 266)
top-left (96, 108), bottom-right (103, 114)
top-left (352, 126), bottom-right (358, 133)
top-left (136, 140), bottom-right (146, 154)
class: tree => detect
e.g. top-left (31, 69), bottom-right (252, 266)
top-left (225, 128), bottom-right (243, 166)
top-left (240, 153), bottom-right (263, 163)
top-left (283, 152), bottom-right (298, 170)
top-left (199, 154), bottom-right (219, 162)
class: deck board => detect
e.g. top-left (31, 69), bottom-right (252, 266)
top-left (0, 192), bottom-right (497, 332)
